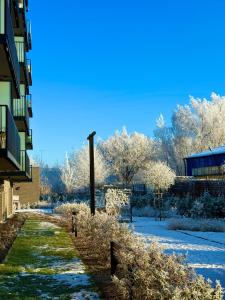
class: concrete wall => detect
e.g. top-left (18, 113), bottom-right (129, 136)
top-left (14, 167), bottom-right (40, 208)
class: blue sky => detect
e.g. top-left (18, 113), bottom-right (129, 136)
top-left (29, 0), bottom-right (225, 165)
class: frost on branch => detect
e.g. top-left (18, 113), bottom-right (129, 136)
top-left (61, 146), bottom-right (108, 192)
top-left (99, 127), bottom-right (155, 185)
top-left (155, 93), bottom-right (225, 175)
top-left (141, 161), bottom-right (176, 192)
top-left (105, 189), bottom-right (129, 216)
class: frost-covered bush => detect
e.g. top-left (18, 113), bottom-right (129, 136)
top-left (167, 195), bottom-right (194, 217)
top-left (131, 193), bottom-right (154, 208)
top-left (168, 218), bottom-right (225, 232)
top-left (192, 192), bottom-right (225, 219)
top-left (132, 206), bottom-right (157, 217)
top-left (58, 202), bottom-right (223, 299)
top-left (113, 241), bottom-right (222, 300)
top-left (169, 192), bottom-right (225, 219)
top-left (105, 189), bottom-right (129, 216)
top-left (54, 203), bottom-right (90, 217)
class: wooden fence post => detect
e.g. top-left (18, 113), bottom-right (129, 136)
top-left (72, 211), bottom-right (78, 237)
top-left (111, 241), bottom-right (119, 276)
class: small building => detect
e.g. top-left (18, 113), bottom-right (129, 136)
top-left (184, 146), bottom-right (225, 178)
top-left (13, 167), bottom-right (40, 210)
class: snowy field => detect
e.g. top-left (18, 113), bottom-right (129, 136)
top-left (133, 217), bottom-right (225, 289)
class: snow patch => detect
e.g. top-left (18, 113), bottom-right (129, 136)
top-left (38, 221), bottom-right (59, 230)
top-left (71, 290), bottom-right (100, 299)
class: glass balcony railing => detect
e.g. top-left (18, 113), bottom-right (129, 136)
top-left (20, 150), bottom-right (31, 177)
top-left (13, 96), bottom-right (29, 128)
top-left (0, 0), bottom-right (20, 95)
top-left (26, 129), bottom-right (33, 149)
top-left (0, 105), bottom-right (21, 165)
top-left (26, 58), bottom-right (32, 85)
top-left (26, 19), bottom-right (32, 50)
top-left (15, 40), bottom-right (24, 63)
top-left (27, 94), bottom-right (33, 117)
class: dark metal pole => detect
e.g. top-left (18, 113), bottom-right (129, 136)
top-left (87, 131), bottom-right (96, 215)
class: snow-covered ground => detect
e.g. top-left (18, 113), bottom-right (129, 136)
top-left (17, 208), bottom-right (53, 214)
top-left (133, 217), bottom-right (225, 288)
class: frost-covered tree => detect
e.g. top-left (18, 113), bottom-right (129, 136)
top-left (61, 153), bottom-right (76, 194)
top-left (61, 146), bottom-right (108, 192)
top-left (141, 161), bottom-right (176, 192)
top-left (99, 127), bottom-right (154, 185)
top-left (155, 93), bottom-right (225, 175)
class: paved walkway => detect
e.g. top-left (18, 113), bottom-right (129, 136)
top-left (0, 215), bottom-right (100, 299)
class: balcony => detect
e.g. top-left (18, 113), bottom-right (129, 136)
top-left (26, 19), bottom-right (32, 50)
top-left (27, 94), bottom-right (33, 117)
top-left (11, 0), bottom-right (20, 27)
top-left (26, 58), bottom-right (32, 85)
top-left (0, 0), bottom-right (20, 98)
top-left (18, 0), bottom-right (28, 12)
top-left (26, 129), bottom-right (33, 150)
top-left (19, 150), bottom-right (32, 181)
top-left (16, 0), bottom-right (29, 41)
top-left (0, 150), bottom-right (32, 182)
top-left (0, 105), bottom-right (21, 171)
top-left (15, 40), bottom-right (31, 88)
top-left (13, 96), bottom-right (29, 132)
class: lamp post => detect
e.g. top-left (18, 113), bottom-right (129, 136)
top-left (87, 131), bottom-right (96, 215)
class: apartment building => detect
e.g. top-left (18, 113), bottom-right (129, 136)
top-left (0, 0), bottom-right (33, 222)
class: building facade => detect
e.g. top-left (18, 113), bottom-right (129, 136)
top-left (0, 0), bottom-right (33, 222)
top-left (13, 166), bottom-right (40, 209)
top-left (184, 146), bottom-right (225, 179)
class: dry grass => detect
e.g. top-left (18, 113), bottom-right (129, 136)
top-left (0, 213), bottom-right (27, 262)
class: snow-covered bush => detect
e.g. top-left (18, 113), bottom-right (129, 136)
top-left (105, 189), bottom-right (129, 216)
top-left (58, 203), bottom-right (223, 299)
top-left (168, 218), bottom-right (225, 232)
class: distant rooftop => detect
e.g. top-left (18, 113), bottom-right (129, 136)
top-left (187, 146), bottom-right (225, 159)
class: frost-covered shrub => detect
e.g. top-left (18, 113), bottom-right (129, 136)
top-left (105, 189), bottom-right (129, 216)
top-left (168, 218), bottom-right (225, 232)
top-left (113, 241), bottom-right (223, 300)
top-left (132, 206), bottom-right (157, 217)
top-left (58, 203), bottom-right (223, 299)
top-left (190, 192), bottom-right (225, 219)
top-left (131, 193), bottom-right (154, 208)
top-left (190, 200), bottom-right (205, 218)
top-left (54, 203), bottom-right (90, 217)
top-left (175, 194), bottom-right (195, 217)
